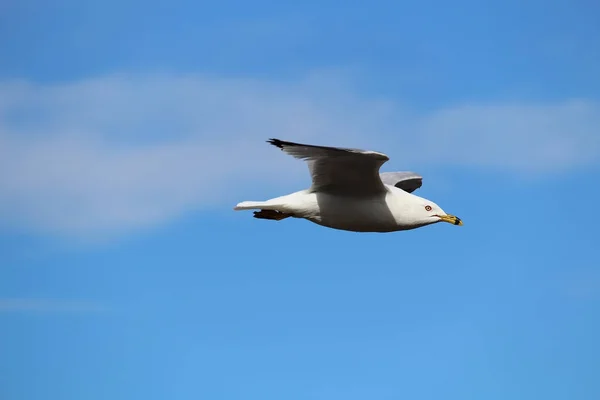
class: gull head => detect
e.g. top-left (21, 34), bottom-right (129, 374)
top-left (404, 196), bottom-right (463, 228)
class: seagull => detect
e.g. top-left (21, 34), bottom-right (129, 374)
top-left (234, 139), bottom-right (462, 232)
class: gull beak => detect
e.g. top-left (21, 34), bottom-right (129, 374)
top-left (437, 214), bottom-right (463, 226)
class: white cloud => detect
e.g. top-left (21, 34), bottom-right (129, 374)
top-left (0, 72), bottom-right (598, 237)
top-left (0, 298), bottom-right (107, 313)
top-left (415, 101), bottom-right (600, 171)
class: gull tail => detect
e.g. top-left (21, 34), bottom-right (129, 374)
top-left (234, 200), bottom-right (292, 221)
top-left (234, 201), bottom-right (274, 211)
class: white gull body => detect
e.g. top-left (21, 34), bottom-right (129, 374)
top-left (234, 139), bottom-right (462, 232)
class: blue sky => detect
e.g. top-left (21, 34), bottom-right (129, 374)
top-left (1, 0), bottom-right (599, 399)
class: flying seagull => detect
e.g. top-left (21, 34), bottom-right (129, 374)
top-left (234, 139), bottom-right (462, 232)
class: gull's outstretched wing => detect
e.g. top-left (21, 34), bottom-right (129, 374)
top-left (379, 172), bottom-right (423, 193)
top-left (267, 138), bottom-right (389, 196)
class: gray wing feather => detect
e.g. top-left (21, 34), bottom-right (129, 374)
top-left (268, 138), bottom-right (390, 195)
top-left (379, 171), bottom-right (423, 193)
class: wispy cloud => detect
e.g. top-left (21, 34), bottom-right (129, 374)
top-left (0, 298), bottom-right (107, 313)
top-left (1, 72), bottom-right (598, 237)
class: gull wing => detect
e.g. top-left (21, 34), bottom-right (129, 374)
top-left (267, 138), bottom-right (390, 196)
top-left (379, 172), bottom-right (423, 193)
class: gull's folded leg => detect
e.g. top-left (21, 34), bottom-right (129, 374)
top-left (253, 210), bottom-right (291, 221)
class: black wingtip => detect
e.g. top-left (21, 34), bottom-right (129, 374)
top-left (266, 138), bottom-right (285, 149)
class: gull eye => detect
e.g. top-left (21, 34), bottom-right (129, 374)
top-left (425, 205), bottom-right (432, 211)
